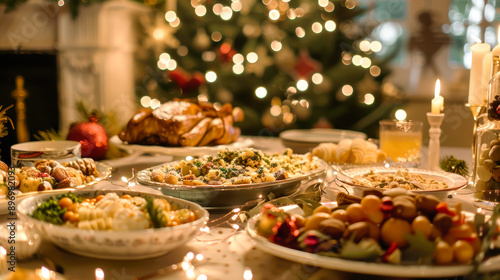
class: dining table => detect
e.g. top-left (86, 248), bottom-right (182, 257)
top-left (3, 136), bottom-right (497, 280)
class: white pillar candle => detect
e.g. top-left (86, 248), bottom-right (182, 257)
top-left (468, 43), bottom-right (491, 106)
top-left (431, 79), bottom-right (444, 114)
top-left (482, 52), bottom-right (493, 104)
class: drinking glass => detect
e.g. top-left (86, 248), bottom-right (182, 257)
top-left (379, 119), bottom-right (423, 166)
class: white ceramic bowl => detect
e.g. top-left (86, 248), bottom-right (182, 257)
top-left (17, 189), bottom-right (209, 260)
top-left (335, 166), bottom-right (468, 201)
top-left (11, 140), bottom-right (81, 167)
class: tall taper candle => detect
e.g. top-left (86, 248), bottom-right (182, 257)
top-left (469, 43), bottom-right (491, 106)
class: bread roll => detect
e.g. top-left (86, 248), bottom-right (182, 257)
top-left (312, 143), bottom-right (337, 162)
top-left (336, 139), bottom-right (352, 164)
top-left (348, 138), bottom-right (366, 164)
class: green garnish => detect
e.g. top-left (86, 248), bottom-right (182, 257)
top-left (31, 193), bottom-right (82, 225)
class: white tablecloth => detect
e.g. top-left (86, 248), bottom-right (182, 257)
top-left (6, 137), bottom-right (490, 280)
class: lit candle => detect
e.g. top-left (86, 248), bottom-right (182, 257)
top-left (431, 79), bottom-right (444, 114)
top-left (469, 43), bottom-right (491, 106)
top-left (95, 268), bottom-right (104, 280)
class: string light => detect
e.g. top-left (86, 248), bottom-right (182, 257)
top-left (359, 40), bottom-right (371, 52)
top-left (206, 71), bottom-right (217, 82)
top-left (195, 5), bottom-right (207, 16)
top-left (157, 60), bottom-right (167, 70)
top-left (342, 85), bottom-right (353, 96)
top-left (295, 27), bottom-right (305, 38)
top-left (57, 0), bottom-right (64, 6)
top-left (233, 53), bottom-right (245, 64)
top-left (363, 93), bottom-right (375, 105)
top-left (395, 109), bottom-right (407, 120)
top-left (159, 53), bottom-right (171, 63)
top-left (371, 41), bottom-right (382, 52)
top-left (177, 46), bottom-right (189, 56)
top-left (233, 64), bottom-right (244, 74)
top-left (370, 65), bottom-right (381, 77)
top-left (312, 73), bottom-right (323, 84)
top-left (213, 4), bottom-right (223, 15)
top-left (271, 41), bottom-right (282, 51)
top-left (318, 0), bottom-right (328, 7)
top-left (247, 52), bottom-right (258, 63)
top-left (297, 79), bottom-right (308, 91)
top-left (221, 6), bottom-right (233, 20)
top-left (255, 87), bottom-right (267, 98)
top-left (166, 59), bottom-right (177, 70)
top-left (269, 9), bottom-right (280, 21)
top-left (287, 9), bottom-right (297, 19)
top-left (324, 2), bottom-right (335, 12)
top-left (352, 55), bottom-right (362, 66)
top-left (202, 51), bottom-right (216, 61)
top-left (312, 22), bottom-right (323, 33)
top-left (211, 32), bottom-right (222, 42)
top-left (170, 18), bottom-right (180, 27)
top-left (140, 96), bottom-right (152, 107)
top-left (286, 86), bottom-right (297, 96)
top-left (361, 57), bottom-right (371, 68)
top-left (232, 2), bottom-right (243, 12)
top-left (325, 20), bottom-right (336, 31)
top-left (270, 105), bottom-right (281, 116)
top-left (165, 11), bottom-right (177, 22)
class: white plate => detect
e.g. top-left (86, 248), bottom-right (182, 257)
top-left (246, 203), bottom-right (500, 278)
top-left (110, 135), bottom-right (254, 159)
top-left (279, 128), bottom-right (367, 143)
top-left (0, 162), bottom-right (112, 215)
top-left (279, 129), bottom-right (367, 154)
top-left (335, 166), bottom-right (468, 200)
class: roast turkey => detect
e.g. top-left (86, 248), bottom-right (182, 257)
top-left (118, 99), bottom-right (244, 146)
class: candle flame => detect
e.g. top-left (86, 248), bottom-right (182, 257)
top-left (95, 268), bottom-right (104, 280)
top-left (434, 79), bottom-right (441, 98)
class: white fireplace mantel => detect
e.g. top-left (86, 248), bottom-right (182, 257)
top-left (0, 0), bottom-right (150, 131)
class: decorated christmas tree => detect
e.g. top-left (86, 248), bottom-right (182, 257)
top-left (137, 0), bottom-right (403, 137)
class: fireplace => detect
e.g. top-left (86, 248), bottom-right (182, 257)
top-left (0, 0), bottom-right (150, 164)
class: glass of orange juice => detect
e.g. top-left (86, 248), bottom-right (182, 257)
top-left (379, 119), bottom-right (423, 166)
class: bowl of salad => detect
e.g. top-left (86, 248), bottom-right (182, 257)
top-left (17, 189), bottom-right (209, 260)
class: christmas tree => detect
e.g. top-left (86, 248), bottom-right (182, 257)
top-left (137, 0), bottom-right (403, 137)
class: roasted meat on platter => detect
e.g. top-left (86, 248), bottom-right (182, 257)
top-left (118, 99), bottom-right (244, 147)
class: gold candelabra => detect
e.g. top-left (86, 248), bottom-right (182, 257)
top-left (11, 75), bottom-right (29, 143)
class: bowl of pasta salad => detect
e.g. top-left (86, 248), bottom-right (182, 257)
top-left (16, 189), bottom-right (209, 260)
top-left (136, 148), bottom-right (328, 209)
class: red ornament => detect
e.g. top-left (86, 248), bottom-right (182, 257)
top-left (218, 42), bottom-right (237, 63)
top-left (67, 120), bottom-right (109, 160)
top-left (496, 104), bottom-right (500, 115)
top-left (293, 50), bottom-right (322, 80)
top-left (167, 68), bottom-right (205, 93)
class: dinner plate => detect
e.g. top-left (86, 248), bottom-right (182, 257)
top-left (246, 203), bottom-right (500, 278)
top-left (279, 128), bottom-right (367, 154)
top-left (110, 135), bottom-right (254, 159)
top-left (0, 162), bottom-right (112, 215)
top-left (136, 159), bottom-right (329, 209)
top-left (335, 166), bottom-right (468, 200)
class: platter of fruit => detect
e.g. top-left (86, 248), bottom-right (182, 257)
top-left (247, 191), bottom-right (500, 277)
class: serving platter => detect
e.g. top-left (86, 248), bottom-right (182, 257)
top-left (335, 166), bottom-right (468, 200)
top-left (246, 203), bottom-right (500, 278)
top-left (110, 135), bottom-right (254, 159)
top-left (136, 159), bottom-right (329, 209)
top-left (279, 128), bottom-right (367, 154)
top-left (0, 162), bottom-right (112, 215)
